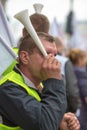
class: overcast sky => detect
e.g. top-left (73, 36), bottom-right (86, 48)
top-left (6, 0), bottom-right (87, 23)
top-left (5, 0), bottom-right (87, 41)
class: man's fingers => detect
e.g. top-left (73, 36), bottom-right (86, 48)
top-left (68, 117), bottom-right (80, 130)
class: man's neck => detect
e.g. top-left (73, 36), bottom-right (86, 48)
top-left (19, 65), bottom-right (40, 89)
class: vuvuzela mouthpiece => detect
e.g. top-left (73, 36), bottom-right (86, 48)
top-left (33, 3), bottom-right (43, 13)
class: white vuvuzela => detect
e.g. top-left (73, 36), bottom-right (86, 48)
top-left (14, 9), bottom-right (47, 57)
top-left (33, 3), bottom-right (43, 13)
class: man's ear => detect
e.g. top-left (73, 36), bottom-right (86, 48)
top-left (19, 51), bottom-right (29, 64)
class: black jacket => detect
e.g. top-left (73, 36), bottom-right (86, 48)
top-left (0, 70), bottom-right (67, 130)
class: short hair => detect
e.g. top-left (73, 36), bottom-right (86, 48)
top-left (68, 48), bottom-right (86, 65)
top-left (22, 13), bottom-right (50, 37)
top-left (18, 32), bottom-right (54, 55)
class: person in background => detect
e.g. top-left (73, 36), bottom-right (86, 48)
top-left (54, 37), bottom-right (64, 56)
top-left (54, 37), bottom-right (81, 113)
top-left (68, 48), bottom-right (87, 130)
top-left (0, 33), bottom-right (80, 130)
top-left (23, 11), bottom-right (80, 113)
top-left (23, 13), bottom-right (50, 36)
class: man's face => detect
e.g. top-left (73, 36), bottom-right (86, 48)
top-left (27, 38), bottom-right (57, 80)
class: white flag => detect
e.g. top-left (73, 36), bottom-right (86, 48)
top-left (49, 17), bottom-right (63, 38)
top-left (0, 35), bottom-right (17, 76)
top-left (0, 2), bottom-right (16, 47)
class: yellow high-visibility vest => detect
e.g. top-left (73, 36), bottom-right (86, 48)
top-left (0, 71), bottom-right (41, 130)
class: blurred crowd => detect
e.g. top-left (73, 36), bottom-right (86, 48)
top-left (55, 36), bottom-right (87, 130)
top-left (0, 1), bottom-right (87, 130)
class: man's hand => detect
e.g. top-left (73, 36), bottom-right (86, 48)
top-left (41, 54), bottom-right (62, 80)
top-left (59, 112), bottom-right (80, 130)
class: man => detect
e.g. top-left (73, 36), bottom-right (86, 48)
top-left (23, 12), bottom-right (80, 113)
top-left (0, 32), bottom-right (80, 130)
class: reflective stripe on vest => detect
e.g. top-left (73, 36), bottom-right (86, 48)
top-left (0, 71), bottom-right (41, 130)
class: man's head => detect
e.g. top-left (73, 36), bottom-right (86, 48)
top-left (22, 13), bottom-right (50, 37)
top-left (18, 32), bottom-right (57, 81)
top-left (68, 48), bottom-right (87, 67)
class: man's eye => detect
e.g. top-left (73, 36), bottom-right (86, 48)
top-left (47, 52), bottom-right (57, 56)
top-left (47, 52), bottom-right (50, 55)
top-left (54, 54), bottom-right (57, 56)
